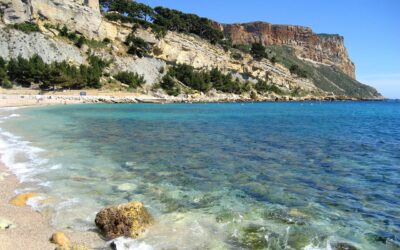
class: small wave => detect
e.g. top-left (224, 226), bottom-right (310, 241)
top-left (0, 128), bottom-right (48, 183)
top-left (108, 237), bottom-right (153, 250)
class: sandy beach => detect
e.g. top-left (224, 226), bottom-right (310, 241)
top-left (0, 162), bottom-right (55, 250)
top-left (0, 105), bottom-right (104, 250)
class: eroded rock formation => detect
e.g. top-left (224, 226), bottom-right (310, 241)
top-left (221, 22), bottom-right (356, 78)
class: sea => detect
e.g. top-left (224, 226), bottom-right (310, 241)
top-left (0, 101), bottom-right (399, 250)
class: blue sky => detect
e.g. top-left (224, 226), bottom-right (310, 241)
top-left (138, 0), bottom-right (400, 98)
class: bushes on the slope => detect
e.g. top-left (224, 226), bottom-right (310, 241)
top-left (255, 80), bottom-right (283, 95)
top-left (100, 0), bottom-right (225, 45)
top-left (53, 25), bottom-right (109, 49)
top-left (160, 74), bottom-right (181, 96)
top-left (250, 43), bottom-right (268, 60)
top-left (114, 71), bottom-right (146, 88)
top-left (289, 64), bottom-right (308, 78)
top-left (125, 34), bottom-right (151, 58)
top-left (10, 22), bottom-right (40, 33)
top-left (164, 64), bottom-right (252, 94)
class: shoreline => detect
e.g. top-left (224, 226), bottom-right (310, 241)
top-left (0, 108), bottom-right (104, 250)
top-left (0, 89), bottom-right (386, 108)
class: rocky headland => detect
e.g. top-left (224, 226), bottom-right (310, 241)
top-left (0, 0), bottom-right (383, 102)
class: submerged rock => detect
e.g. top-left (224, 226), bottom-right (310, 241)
top-left (231, 224), bottom-right (283, 250)
top-left (0, 217), bottom-right (16, 230)
top-left (95, 201), bottom-right (153, 239)
top-left (116, 183), bottom-right (137, 192)
top-left (9, 192), bottom-right (38, 206)
top-left (50, 232), bottom-right (71, 246)
top-left (332, 242), bottom-right (359, 250)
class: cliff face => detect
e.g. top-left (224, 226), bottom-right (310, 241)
top-left (221, 22), bottom-right (356, 79)
top-left (0, 0), bottom-right (382, 99)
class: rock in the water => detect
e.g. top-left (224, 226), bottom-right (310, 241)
top-left (0, 217), bottom-right (16, 230)
top-left (95, 201), bottom-right (153, 239)
top-left (50, 232), bottom-right (71, 246)
top-left (9, 192), bottom-right (38, 206)
top-left (332, 242), bottom-right (359, 250)
top-left (116, 183), bottom-right (136, 192)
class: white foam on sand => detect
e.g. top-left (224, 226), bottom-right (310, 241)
top-left (0, 128), bottom-right (49, 183)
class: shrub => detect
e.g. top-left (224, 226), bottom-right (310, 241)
top-left (160, 74), bottom-right (180, 96)
top-left (75, 36), bottom-right (86, 48)
top-left (11, 22), bottom-right (40, 33)
top-left (231, 52), bottom-right (243, 60)
top-left (125, 34), bottom-right (151, 57)
top-left (1, 79), bottom-right (13, 89)
top-left (251, 43), bottom-right (268, 60)
top-left (114, 71), bottom-right (146, 88)
top-left (169, 64), bottom-right (212, 92)
top-left (289, 64), bottom-right (308, 78)
top-left (255, 80), bottom-right (283, 95)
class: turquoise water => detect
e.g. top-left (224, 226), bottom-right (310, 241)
top-left (0, 102), bottom-right (399, 249)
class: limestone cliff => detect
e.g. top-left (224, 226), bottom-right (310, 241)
top-left (221, 22), bottom-right (356, 79)
top-left (0, 0), bottom-right (382, 99)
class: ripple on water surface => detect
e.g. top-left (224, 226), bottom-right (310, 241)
top-left (0, 102), bottom-right (399, 250)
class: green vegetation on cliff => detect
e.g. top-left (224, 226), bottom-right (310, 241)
top-left (9, 22), bottom-right (40, 33)
top-left (167, 64), bottom-right (252, 94)
top-left (114, 71), bottom-right (146, 88)
top-left (100, 0), bottom-right (226, 45)
top-left (266, 45), bottom-right (380, 98)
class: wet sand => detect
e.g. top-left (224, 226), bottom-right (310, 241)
top-left (0, 108), bottom-right (105, 250)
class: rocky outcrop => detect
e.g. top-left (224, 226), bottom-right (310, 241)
top-left (154, 31), bottom-right (318, 92)
top-left (0, 24), bottom-right (85, 64)
top-left (221, 22), bottom-right (356, 78)
top-left (95, 201), bottom-right (153, 240)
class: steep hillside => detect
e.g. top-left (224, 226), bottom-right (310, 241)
top-left (0, 0), bottom-right (383, 100)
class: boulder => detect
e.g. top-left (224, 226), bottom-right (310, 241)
top-left (95, 201), bottom-right (153, 239)
top-left (9, 192), bottom-right (38, 206)
top-left (50, 232), bottom-right (71, 246)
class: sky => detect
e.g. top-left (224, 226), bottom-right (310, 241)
top-left (138, 0), bottom-right (400, 98)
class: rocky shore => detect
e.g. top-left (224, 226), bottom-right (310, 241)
top-left (0, 92), bottom-right (384, 108)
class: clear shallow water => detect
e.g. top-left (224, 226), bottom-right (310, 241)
top-left (0, 102), bottom-right (399, 250)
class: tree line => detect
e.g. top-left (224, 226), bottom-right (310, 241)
top-left (0, 54), bottom-right (109, 90)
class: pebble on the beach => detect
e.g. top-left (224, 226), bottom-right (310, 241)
top-left (0, 217), bottom-right (16, 230)
top-left (50, 232), bottom-right (71, 246)
top-left (9, 192), bottom-right (39, 206)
